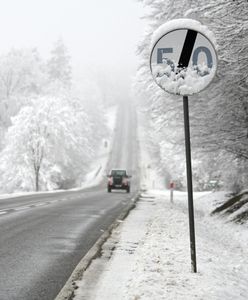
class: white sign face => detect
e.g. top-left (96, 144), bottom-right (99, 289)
top-left (150, 28), bottom-right (217, 95)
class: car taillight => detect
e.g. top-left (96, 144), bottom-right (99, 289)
top-left (122, 178), bottom-right (128, 185)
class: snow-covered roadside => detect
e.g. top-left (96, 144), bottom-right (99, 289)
top-left (73, 110), bottom-right (248, 300)
top-left (74, 190), bottom-right (248, 300)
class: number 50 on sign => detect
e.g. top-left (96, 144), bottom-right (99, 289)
top-left (150, 28), bottom-right (217, 96)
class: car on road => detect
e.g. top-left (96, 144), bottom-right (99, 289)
top-left (107, 169), bottom-right (131, 193)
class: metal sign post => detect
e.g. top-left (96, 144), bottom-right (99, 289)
top-left (183, 95), bottom-right (197, 273)
top-left (149, 19), bottom-right (217, 273)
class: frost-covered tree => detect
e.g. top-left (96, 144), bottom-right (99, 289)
top-left (0, 48), bottom-right (46, 127)
top-left (0, 38), bottom-right (110, 193)
top-left (47, 38), bottom-right (72, 88)
top-left (185, 1), bottom-right (248, 160)
top-left (183, 1), bottom-right (248, 191)
top-left (135, 0), bottom-right (248, 191)
top-left (0, 95), bottom-right (93, 192)
top-left (0, 48), bottom-right (44, 99)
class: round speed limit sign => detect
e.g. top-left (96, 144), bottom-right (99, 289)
top-left (150, 19), bottom-right (218, 95)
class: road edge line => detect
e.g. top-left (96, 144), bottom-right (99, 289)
top-left (54, 193), bottom-right (140, 300)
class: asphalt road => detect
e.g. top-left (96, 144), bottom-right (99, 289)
top-left (0, 102), bottom-right (139, 300)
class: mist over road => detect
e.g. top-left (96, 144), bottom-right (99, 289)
top-left (0, 102), bottom-right (139, 300)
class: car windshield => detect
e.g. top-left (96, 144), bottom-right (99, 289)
top-left (111, 170), bottom-right (127, 176)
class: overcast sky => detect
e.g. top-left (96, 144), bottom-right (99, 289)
top-left (0, 0), bottom-right (145, 91)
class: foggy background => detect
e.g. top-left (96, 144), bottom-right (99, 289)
top-left (0, 0), bottom-right (145, 98)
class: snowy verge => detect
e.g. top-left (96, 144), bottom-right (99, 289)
top-left (211, 190), bottom-right (248, 224)
top-left (74, 189), bottom-right (248, 300)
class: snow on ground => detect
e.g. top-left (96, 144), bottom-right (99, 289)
top-left (74, 110), bottom-right (248, 300)
top-left (74, 191), bottom-right (248, 300)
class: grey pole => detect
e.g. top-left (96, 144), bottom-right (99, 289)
top-left (183, 95), bottom-right (197, 273)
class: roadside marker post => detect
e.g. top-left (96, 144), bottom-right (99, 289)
top-left (169, 182), bottom-right (174, 203)
top-left (149, 19), bottom-right (218, 273)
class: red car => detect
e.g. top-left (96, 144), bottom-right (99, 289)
top-left (107, 169), bottom-right (131, 193)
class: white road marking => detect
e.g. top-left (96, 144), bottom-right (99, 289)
top-left (35, 203), bottom-right (46, 207)
top-left (0, 196), bottom-right (74, 216)
top-left (14, 206), bottom-right (30, 211)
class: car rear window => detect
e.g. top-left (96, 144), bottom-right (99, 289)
top-left (111, 170), bottom-right (126, 176)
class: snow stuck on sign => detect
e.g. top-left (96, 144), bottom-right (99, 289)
top-left (150, 19), bottom-right (217, 96)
